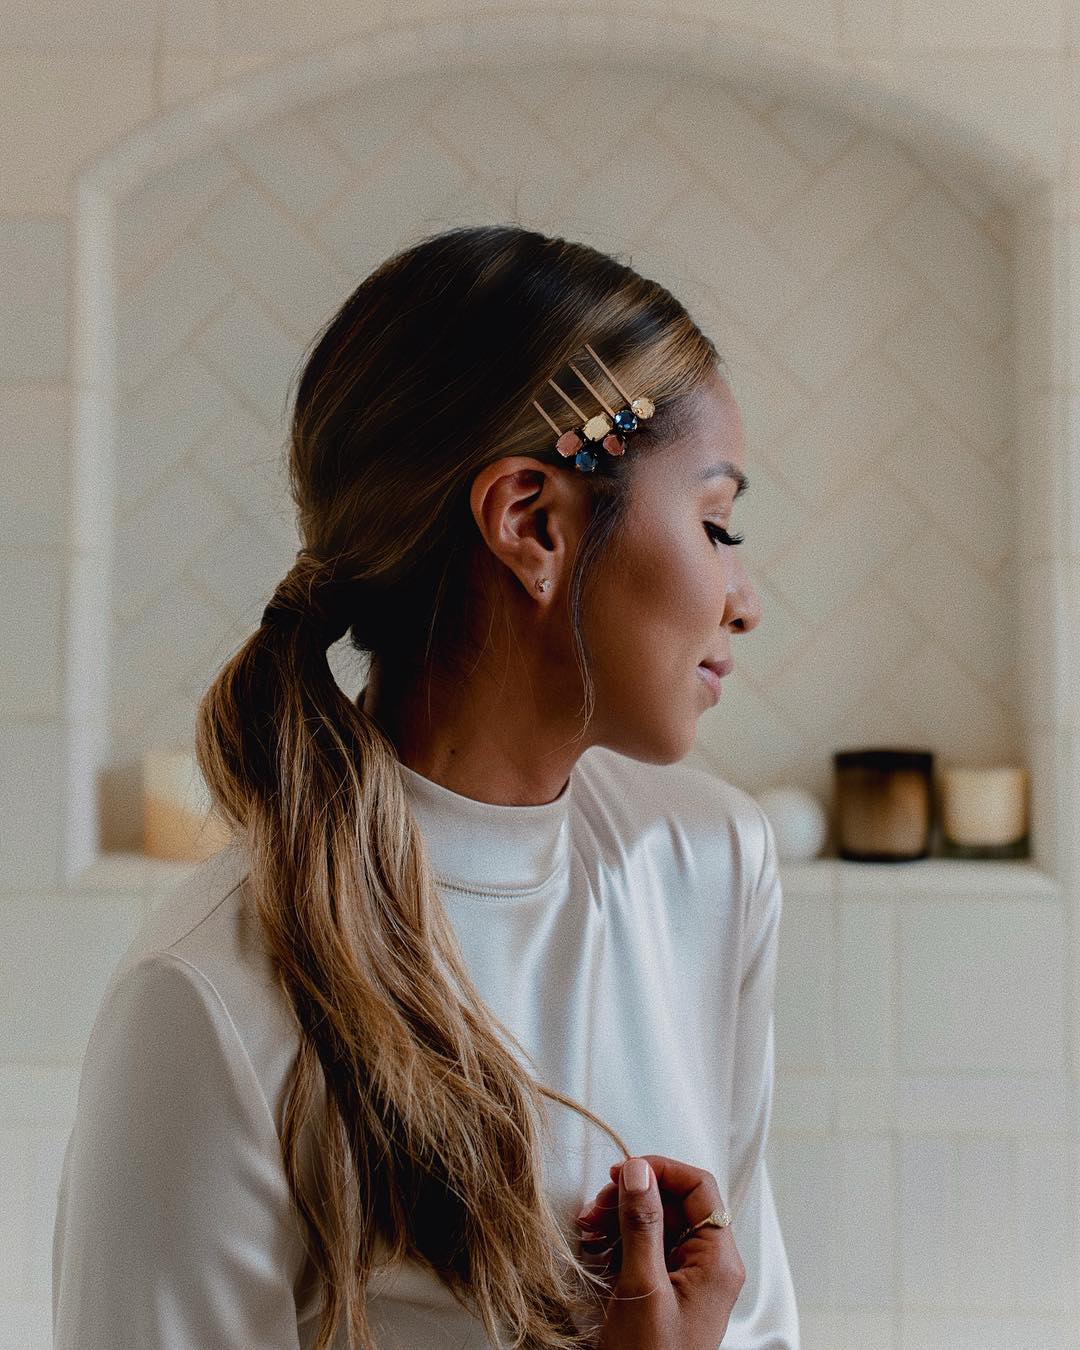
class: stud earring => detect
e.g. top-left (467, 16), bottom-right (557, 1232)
top-left (535, 578), bottom-right (550, 593)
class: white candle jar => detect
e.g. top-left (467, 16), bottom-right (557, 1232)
top-left (939, 764), bottom-right (1029, 860)
top-left (143, 748), bottom-right (232, 862)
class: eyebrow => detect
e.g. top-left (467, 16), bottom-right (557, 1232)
top-left (698, 461), bottom-right (749, 497)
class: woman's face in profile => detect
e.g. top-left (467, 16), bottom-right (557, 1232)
top-left (585, 367), bottom-right (762, 764)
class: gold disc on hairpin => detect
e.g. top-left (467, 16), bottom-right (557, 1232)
top-left (631, 396), bottom-right (655, 419)
top-left (582, 414), bottom-right (612, 441)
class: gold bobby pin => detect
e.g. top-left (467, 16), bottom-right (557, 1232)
top-left (531, 400), bottom-right (564, 438)
top-left (530, 346), bottom-right (657, 471)
top-left (584, 343), bottom-right (633, 406)
top-left (566, 361), bottom-right (616, 419)
top-left (546, 377), bottom-right (588, 423)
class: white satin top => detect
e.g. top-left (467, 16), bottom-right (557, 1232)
top-left (52, 742), bottom-right (800, 1348)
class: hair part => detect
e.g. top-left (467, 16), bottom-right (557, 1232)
top-left (195, 223), bottom-right (721, 1348)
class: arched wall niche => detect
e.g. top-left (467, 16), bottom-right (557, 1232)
top-left (65, 12), bottom-right (1074, 890)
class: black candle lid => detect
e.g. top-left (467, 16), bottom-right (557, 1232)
top-left (834, 749), bottom-right (933, 771)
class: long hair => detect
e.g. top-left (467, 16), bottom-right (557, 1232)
top-left (194, 223), bottom-right (721, 1348)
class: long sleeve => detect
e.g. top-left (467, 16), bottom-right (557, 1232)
top-left (52, 951), bottom-right (304, 1350)
top-left (722, 805), bottom-right (801, 1348)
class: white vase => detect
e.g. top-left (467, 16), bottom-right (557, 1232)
top-left (752, 786), bottom-right (828, 862)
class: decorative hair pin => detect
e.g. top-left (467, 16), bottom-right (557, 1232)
top-left (531, 342), bottom-right (655, 474)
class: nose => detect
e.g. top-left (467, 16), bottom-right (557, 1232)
top-left (725, 574), bottom-right (762, 634)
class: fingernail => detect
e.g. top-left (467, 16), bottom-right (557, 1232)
top-left (624, 1157), bottom-right (649, 1193)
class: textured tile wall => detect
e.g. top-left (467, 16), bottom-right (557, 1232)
top-left (106, 64), bottom-right (1020, 847)
top-left (770, 863), bottom-right (1075, 1348)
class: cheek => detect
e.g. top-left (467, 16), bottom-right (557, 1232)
top-left (639, 534), bottom-right (715, 636)
top-left (590, 535), bottom-right (712, 675)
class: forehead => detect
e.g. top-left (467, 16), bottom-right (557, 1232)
top-left (648, 371), bottom-right (747, 485)
top-left (693, 377), bottom-right (745, 467)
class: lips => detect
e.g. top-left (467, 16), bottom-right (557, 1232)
top-left (698, 658), bottom-right (734, 679)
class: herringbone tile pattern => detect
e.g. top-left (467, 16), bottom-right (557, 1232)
top-left (111, 63), bottom-right (1016, 812)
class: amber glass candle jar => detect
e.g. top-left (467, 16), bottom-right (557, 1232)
top-left (833, 749), bottom-right (934, 862)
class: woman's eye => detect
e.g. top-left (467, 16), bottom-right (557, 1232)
top-left (705, 521), bottom-right (745, 547)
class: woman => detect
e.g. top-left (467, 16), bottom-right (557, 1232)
top-left (52, 224), bottom-right (799, 1348)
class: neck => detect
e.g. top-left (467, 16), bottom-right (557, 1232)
top-left (359, 662), bottom-right (584, 807)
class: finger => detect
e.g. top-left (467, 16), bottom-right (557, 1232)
top-left (580, 1180), bottom-right (683, 1241)
top-left (609, 1154), bottom-right (728, 1228)
top-left (614, 1158), bottom-right (668, 1294)
top-left (576, 1181), bottom-right (619, 1226)
top-left (578, 1242), bottom-right (619, 1290)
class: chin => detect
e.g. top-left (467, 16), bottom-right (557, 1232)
top-left (603, 712), bottom-right (697, 768)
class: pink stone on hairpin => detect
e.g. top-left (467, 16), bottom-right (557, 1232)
top-left (556, 429), bottom-right (584, 458)
top-left (602, 433), bottom-right (625, 456)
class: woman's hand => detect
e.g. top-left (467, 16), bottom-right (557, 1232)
top-left (576, 1154), bottom-right (744, 1350)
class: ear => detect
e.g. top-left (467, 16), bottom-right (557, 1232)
top-left (468, 457), bottom-right (588, 599)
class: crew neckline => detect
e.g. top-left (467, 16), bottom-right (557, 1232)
top-left (397, 761), bottom-right (573, 896)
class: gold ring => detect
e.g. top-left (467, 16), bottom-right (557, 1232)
top-left (671, 1207), bottom-right (732, 1250)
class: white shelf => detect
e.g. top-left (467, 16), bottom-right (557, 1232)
top-left (67, 850), bottom-right (1063, 903)
top-left (71, 851), bottom-right (214, 895)
top-left (779, 857), bottom-right (1061, 900)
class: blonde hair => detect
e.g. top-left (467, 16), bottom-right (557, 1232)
top-left (195, 224), bottom-right (720, 1348)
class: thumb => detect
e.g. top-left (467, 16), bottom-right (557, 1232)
top-left (616, 1157), bottom-right (667, 1288)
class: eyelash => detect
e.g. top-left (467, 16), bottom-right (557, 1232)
top-left (704, 522), bottom-right (745, 548)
